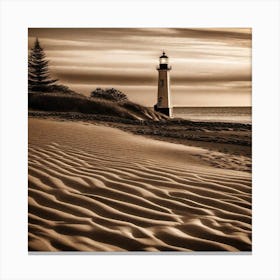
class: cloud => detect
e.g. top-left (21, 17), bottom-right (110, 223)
top-left (51, 65), bottom-right (251, 86)
top-left (53, 69), bottom-right (156, 85)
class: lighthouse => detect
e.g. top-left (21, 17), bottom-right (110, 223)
top-left (154, 51), bottom-right (173, 117)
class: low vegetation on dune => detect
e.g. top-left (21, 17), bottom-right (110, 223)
top-left (28, 92), bottom-right (168, 121)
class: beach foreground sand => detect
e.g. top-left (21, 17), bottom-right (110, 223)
top-left (28, 118), bottom-right (251, 252)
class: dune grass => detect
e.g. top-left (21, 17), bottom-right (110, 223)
top-left (28, 92), bottom-right (167, 121)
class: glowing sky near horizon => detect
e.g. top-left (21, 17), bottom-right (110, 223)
top-left (28, 28), bottom-right (252, 107)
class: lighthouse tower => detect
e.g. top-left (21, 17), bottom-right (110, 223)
top-left (154, 51), bottom-right (172, 117)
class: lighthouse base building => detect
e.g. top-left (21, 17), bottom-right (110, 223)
top-left (154, 51), bottom-right (173, 117)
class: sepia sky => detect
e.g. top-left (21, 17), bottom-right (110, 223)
top-left (28, 28), bottom-right (252, 107)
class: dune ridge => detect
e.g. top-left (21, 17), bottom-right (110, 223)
top-left (28, 118), bottom-right (251, 252)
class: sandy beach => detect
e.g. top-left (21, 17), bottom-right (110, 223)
top-left (28, 117), bottom-right (251, 252)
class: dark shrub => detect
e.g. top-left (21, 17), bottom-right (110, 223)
top-left (90, 88), bottom-right (128, 102)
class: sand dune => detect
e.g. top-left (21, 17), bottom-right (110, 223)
top-left (28, 118), bottom-right (251, 252)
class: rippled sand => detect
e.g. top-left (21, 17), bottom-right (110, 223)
top-left (28, 118), bottom-right (251, 252)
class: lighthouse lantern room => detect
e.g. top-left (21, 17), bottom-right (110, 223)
top-left (154, 51), bottom-right (173, 117)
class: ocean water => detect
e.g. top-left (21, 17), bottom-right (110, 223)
top-left (173, 107), bottom-right (252, 124)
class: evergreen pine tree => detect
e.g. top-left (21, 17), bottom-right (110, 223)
top-left (28, 38), bottom-right (58, 93)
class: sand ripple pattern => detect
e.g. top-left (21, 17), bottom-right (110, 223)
top-left (28, 119), bottom-right (251, 252)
